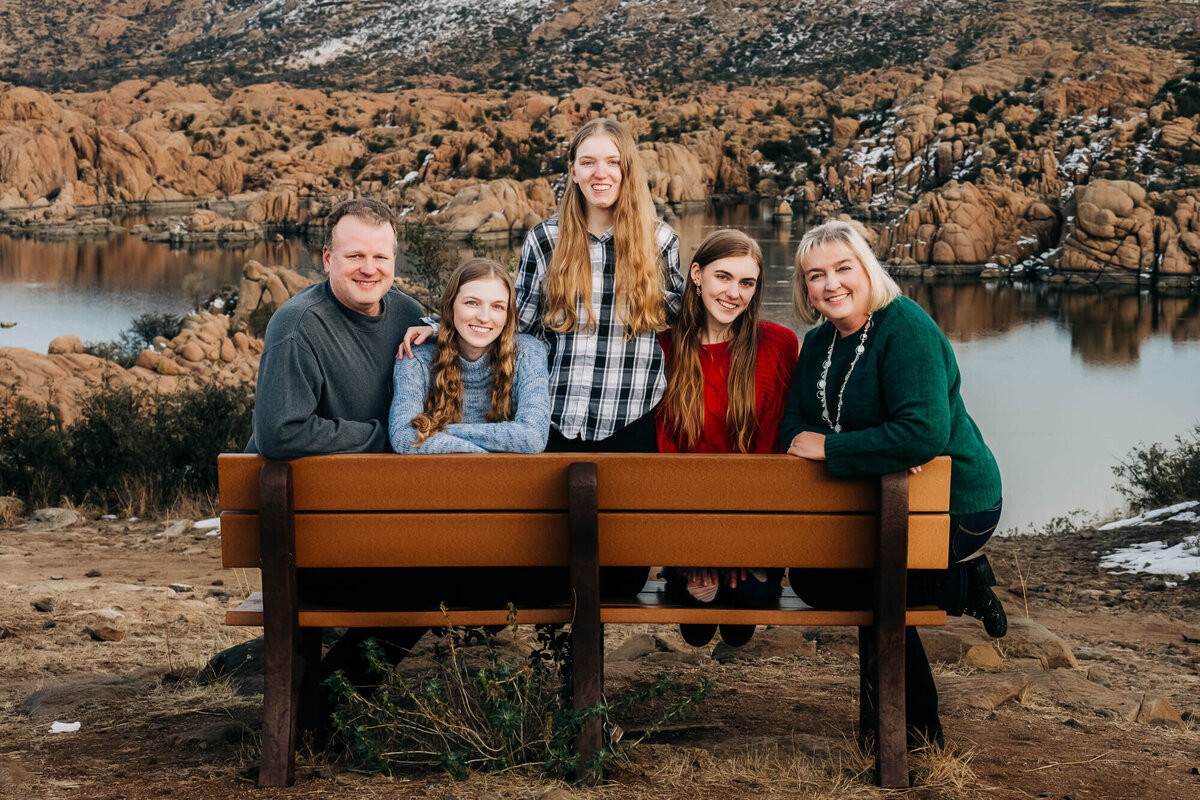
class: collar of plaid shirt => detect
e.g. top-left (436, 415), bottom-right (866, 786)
top-left (514, 217), bottom-right (683, 441)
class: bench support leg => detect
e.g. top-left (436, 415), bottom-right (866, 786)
top-left (258, 460), bottom-right (307, 788)
top-left (871, 471), bottom-right (910, 788)
top-left (567, 461), bottom-right (603, 779)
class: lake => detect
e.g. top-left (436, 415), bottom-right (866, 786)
top-left (2, 202), bottom-right (1198, 531)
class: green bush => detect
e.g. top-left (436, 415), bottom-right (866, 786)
top-left (400, 223), bottom-right (452, 313)
top-left (83, 312), bottom-right (184, 368)
top-left (325, 618), bottom-right (711, 782)
top-left (0, 381), bottom-right (254, 513)
top-left (0, 394), bottom-right (69, 505)
top-left (1112, 424), bottom-right (1200, 511)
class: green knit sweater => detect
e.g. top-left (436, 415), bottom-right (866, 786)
top-left (780, 296), bottom-right (1001, 514)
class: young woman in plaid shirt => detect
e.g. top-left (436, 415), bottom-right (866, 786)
top-left (516, 118), bottom-right (683, 452)
top-left (403, 118), bottom-right (682, 596)
top-left (519, 117), bottom-right (683, 595)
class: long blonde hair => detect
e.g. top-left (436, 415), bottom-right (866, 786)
top-left (661, 229), bottom-right (764, 453)
top-left (792, 220), bottom-right (901, 324)
top-left (412, 259), bottom-right (519, 444)
top-left (542, 118), bottom-right (667, 335)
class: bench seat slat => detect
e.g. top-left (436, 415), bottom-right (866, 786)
top-left (220, 512), bottom-right (949, 570)
top-left (218, 454), bottom-right (951, 514)
top-left (225, 591), bottom-right (946, 628)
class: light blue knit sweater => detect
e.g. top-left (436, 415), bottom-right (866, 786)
top-left (389, 333), bottom-right (551, 454)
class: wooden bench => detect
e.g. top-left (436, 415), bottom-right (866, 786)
top-left (219, 453), bottom-right (951, 789)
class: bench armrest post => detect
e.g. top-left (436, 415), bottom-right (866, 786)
top-left (566, 461), bottom-right (603, 776)
top-left (258, 460), bottom-right (303, 788)
top-left (870, 470), bottom-right (910, 788)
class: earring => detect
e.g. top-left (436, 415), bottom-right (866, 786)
top-left (694, 283), bottom-right (701, 296)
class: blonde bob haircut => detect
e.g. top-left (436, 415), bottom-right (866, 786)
top-left (792, 220), bottom-right (901, 325)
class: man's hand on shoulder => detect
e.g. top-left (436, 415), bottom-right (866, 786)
top-left (398, 325), bottom-right (434, 359)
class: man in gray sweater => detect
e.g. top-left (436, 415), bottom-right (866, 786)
top-left (246, 197), bottom-right (430, 691)
top-left (246, 197), bottom-right (424, 458)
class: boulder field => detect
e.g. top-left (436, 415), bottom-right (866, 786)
top-left (0, 262), bottom-right (314, 426)
top-left (1, 40), bottom-right (1198, 277)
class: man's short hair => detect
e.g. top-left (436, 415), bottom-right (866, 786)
top-left (324, 198), bottom-right (400, 249)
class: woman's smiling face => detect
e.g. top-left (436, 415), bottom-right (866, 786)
top-left (570, 134), bottom-right (623, 213)
top-left (452, 277), bottom-right (509, 361)
top-left (692, 254), bottom-right (760, 334)
top-left (802, 241), bottom-right (872, 335)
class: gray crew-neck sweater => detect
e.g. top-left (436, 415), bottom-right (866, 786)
top-left (389, 333), bottom-right (551, 454)
top-left (246, 280), bottom-right (424, 458)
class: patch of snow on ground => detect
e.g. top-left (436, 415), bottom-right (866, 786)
top-left (1100, 538), bottom-right (1200, 577)
top-left (287, 35), bottom-right (364, 68)
top-left (1098, 500), bottom-right (1199, 531)
top-left (193, 518), bottom-right (220, 530)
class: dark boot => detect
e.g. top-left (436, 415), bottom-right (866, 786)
top-left (679, 623), bottom-right (718, 646)
top-left (962, 556), bottom-right (1008, 638)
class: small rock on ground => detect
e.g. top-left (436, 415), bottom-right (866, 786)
top-left (1026, 669), bottom-right (1137, 719)
top-left (170, 721), bottom-right (250, 749)
top-left (711, 626), bottom-right (816, 663)
top-left (201, 636), bottom-right (264, 695)
top-left (1002, 618), bottom-right (1079, 669)
top-left (938, 673), bottom-right (1030, 712)
top-left (608, 632), bottom-right (660, 662)
top-left (17, 673), bottom-right (159, 719)
top-left (26, 508), bottom-right (82, 531)
top-left (84, 625), bottom-right (126, 642)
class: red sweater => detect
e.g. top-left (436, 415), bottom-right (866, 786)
top-left (656, 321), bottom-right (799, 454)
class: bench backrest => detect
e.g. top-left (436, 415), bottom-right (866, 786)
top-left (219, 454), bottom-right (950, 572)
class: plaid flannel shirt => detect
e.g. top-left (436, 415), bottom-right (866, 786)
top-left (516, 217), bottom-right (683, 441)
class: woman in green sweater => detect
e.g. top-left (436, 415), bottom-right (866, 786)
top-left (781, 220), bottom-right (1004, 749)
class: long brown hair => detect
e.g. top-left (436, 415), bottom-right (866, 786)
top-left (412, 258), bottom-right (519, 444)
top-left (542, 118), bottom-right (667, 335)
top-left (661, 229), bottom-right (764, 453)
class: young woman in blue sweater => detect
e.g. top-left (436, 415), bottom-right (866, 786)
top-left (389, 258), bottom-right (551, 454)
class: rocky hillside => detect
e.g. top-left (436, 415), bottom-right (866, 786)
top-left (0, 0), bottom-right (1196, 92)
top-left (0, 2), bottom-right (1198, 281)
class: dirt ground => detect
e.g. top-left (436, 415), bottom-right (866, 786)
top-left (2, 512), bottom-right (1198, 800)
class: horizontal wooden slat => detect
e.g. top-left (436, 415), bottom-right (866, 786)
top-left (600, 513), bottom-right (949, 569)
top-left (218, 454), bottom-right (951, 513)
top-left (225, 591), bottom-right (946, 628)
top-left (221, 511), bottom-right (948, 570)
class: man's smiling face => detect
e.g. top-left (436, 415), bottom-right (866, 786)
top-left (322, 215), bottom-right (396, 316)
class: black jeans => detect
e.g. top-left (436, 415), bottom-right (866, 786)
top-left (787, 500), bottom-right (1003, 738)
top-left (544, 409), bottom-right (658, 598)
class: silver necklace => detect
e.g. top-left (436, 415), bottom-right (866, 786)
top-left (818, 315), bottom-right (872, 433)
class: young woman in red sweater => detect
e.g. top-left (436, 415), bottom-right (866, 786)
top-left (656, 229), bottom-right (799, 646)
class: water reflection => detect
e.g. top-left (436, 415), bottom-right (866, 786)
top-left (902, 280), bottom-right (1200, 365)
top-left (1, 204), bottom-right (1199, 530)
top-left (3, 204), bottom-right (1199, 365)
top-left (0, 234), bottom-right (322, 297)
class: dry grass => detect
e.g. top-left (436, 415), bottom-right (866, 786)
top-left (0, 496), bottom-right (23, 527)
top-left (1007, 554), bottom-right (1032, 620)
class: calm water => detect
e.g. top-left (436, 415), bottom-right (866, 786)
top-left (2, 203), bottom-right (1199, 531)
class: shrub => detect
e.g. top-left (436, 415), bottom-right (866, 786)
top-left (400, 223), bottom-right (452, 312)
top-left (1112, 424), bottom-right (1200, 512)
top-left (0, 381), bottom-right (254, 513)
top-left (83, 312), bottom-right (184, 368)
top-left (0, 394), bottom-right (68, 506)
top-left (325, 618), bottom-right (711, 781)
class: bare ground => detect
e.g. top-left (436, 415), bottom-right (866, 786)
top-left (1, 514), bottom-right (1198, 800)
